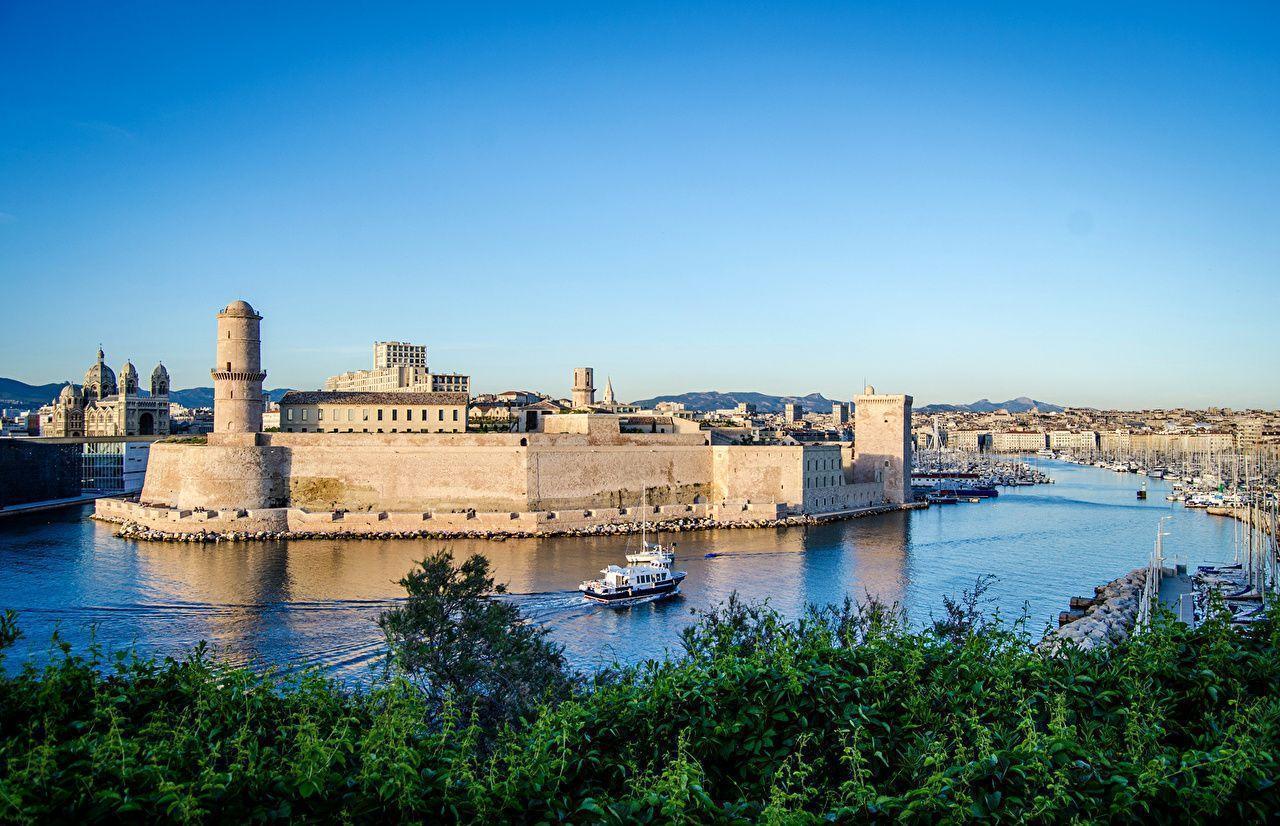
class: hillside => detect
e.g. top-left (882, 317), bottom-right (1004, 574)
top-left (628, 391), bottom-right (838, 413)
top-left (916, 396), bottom-right (1066, 414)
top-left (0, 378), bottom-right (292, 410)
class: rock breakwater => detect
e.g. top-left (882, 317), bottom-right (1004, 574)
top-left (105, 506), bottom-right (902, 543)
top-left (1040, 568), bottom-right (1148, 653)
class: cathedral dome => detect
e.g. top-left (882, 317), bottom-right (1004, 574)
top-left (83, 349), bottom-right (117, 399)
top-left (151, 363), bottom-right (170, 397)
top-left (58, 382), bottom-right (81, 404)
top-left (120, 360), bottom-right (139, 394)
top-left (220, 299), bottom-right (258, 318)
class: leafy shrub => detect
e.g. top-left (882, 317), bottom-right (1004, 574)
top-left (1, 581), bottom-right (1278, 822)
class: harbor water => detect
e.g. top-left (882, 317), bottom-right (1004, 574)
top-left (0, 460), bottom-right (1240, 681)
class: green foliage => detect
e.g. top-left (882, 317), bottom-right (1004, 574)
top-left (2, 583), bottom-right (1279, 822)
top-left (378, 549), bottom-right (574, 728)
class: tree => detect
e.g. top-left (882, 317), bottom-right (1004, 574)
top-left (379, 550), bottom-right (573, 728)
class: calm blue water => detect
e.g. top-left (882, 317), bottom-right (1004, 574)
top-left (0, 460), bottom-right (1239, 681)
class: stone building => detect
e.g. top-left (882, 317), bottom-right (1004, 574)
top-left (40, 349), bottom-right (171, 437)
top-left (277, 391), bottom-right (469, 433)
top-left (991, 430), bottom-right (1049, 453)
top-left (324, 340), bottom-right (470, 395)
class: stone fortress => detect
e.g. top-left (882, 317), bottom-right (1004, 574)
top-left (41, 348), bottom-right (172, 437)
top-left (97, 299), bottom-right (914, 539)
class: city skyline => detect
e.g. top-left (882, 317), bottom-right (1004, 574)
top-left (2, 3), bottom-right (1278, 408)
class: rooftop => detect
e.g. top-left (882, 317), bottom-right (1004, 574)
top-left (279, 391), bottom-right (469, 406)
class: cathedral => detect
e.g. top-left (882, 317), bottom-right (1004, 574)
top-left (41, 349), bottom-right (172, 437)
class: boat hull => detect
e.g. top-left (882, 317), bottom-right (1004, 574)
top-left (582, 577), bottom-right (682, 606)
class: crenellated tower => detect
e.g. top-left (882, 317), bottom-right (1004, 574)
top-left (211, 299), bottom-right (266, 433)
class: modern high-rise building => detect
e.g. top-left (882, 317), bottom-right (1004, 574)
top-left (325, 340), bottom-right (470, 395)
top-left (374, 341), bottom-right (427, 370)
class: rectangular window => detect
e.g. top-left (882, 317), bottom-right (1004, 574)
top-left (438, 409), bottom-right (444, 421)
top-left (287, 409), bottom-right (294, 421)
top-left (377, 409), bottom-right (383, 421)
top-left (362, 409), bottom-right (369, 421)
top-left (318, 409), bottom-right (324, 421)
top-left (347, 409), bottom-right (353, 421)
top-left (301, 409), bottom-right (308, 421)
top-left (391, 409), bottom-right (397, 421)
top-left (452, 409), bottom-right (458, 421)
top-left (407, 409), bottom-right (413, 421)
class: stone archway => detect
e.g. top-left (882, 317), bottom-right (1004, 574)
top-left (138, 412), bottom-right (154, 435)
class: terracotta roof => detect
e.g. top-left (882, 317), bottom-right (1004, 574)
top-left (280, 391), bottom-right (469, 406)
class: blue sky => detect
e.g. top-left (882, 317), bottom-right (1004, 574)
top-left (1, 2), bottom-right (1277, 408)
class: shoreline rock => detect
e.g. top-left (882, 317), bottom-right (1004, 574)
top-left (1040, 568), bottom-right (1148, 653)
top-left (98, 505), bottom-right (905, 544)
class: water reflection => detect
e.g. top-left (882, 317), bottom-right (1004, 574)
top-left (0, 461), bottom-right (1240, 681)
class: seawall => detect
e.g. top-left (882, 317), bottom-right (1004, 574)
top-left (94, 497), bottom-right (911, 542)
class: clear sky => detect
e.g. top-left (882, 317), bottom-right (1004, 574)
top-left (1, 2), bottom-right (1277, 408)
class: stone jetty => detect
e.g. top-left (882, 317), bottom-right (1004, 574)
top-left (1040, 568), bottom-right (1148, 653)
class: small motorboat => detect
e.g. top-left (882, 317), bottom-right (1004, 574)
top-left (1137, 484), bottom-right (1147, 500)
top-left (581, 490), bottom-right (687, 606)
top-left (580, 542), bottom-right (687, 606)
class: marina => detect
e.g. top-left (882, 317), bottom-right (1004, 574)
top-left (0, 459), bottom-right (1246, 680)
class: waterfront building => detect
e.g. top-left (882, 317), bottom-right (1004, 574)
top-left (991, 430), bottom-right (1049, 453)
top-left (1048, 430), bottom-right (1099, 453)
top-left (130, 299), bottom-right (915, 533)
top-left (946, 429), bottom-right (990, 452)
top-left (277, 391), bottom-right (469, 433)
top-left (40, 349), bottom-right (171, 437)
top-left (324, 340), bottom-right (471, 395)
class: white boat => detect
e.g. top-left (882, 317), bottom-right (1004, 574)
top-left (579, 560), bottom-right (686, 606)
top-left (579, 491), bottom-right (688, 607)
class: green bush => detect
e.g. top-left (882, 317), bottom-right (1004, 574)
top-left (1, 586), bottom-right (1278, 822)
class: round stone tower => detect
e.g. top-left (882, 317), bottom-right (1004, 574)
top-left (211, 299), bottom-right (266, 433)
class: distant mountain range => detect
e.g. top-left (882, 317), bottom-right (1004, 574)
top-left (627, 391), bottom-right (1067, 415)
top-left (915, 397), bottom-right (1066, 414)
top-left (0, 378), bottom-right (292, 410)
top-left (629, 391), bottom-right (839, 413)
top-left (2, 376), bottom-right (1065, 417)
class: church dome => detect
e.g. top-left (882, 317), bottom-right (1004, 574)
top-left (58, 382), bottom-right (81, 404)
top-left (120, 360), bottom-right (139, 394)
top-left (151, 363), bottom-right (170, 396)
top-left (220, 299), bottom-right (258, 318)
top-left (83, 349), bottom-right (117, 399)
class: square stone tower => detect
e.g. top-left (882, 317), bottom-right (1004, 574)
top-left (853, 385), bottom-right (913, 505)
top-left (572, 367), bottom-right (595, 408)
